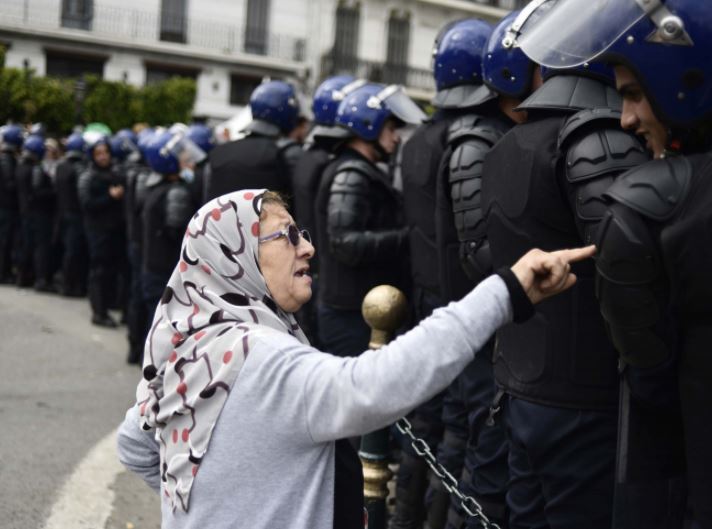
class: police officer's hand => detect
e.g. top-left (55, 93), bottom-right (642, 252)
top-left (109, 185), bottom-right (125, 200)
top-left (511, 245), bottom-right (596, 304)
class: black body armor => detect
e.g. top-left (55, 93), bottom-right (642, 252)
top-left (142, 176), bottom-right (195, 277)
top-left (315, 150), bottom-right (408, 310)
top-left (55, 153), bottom-right (86, 217)
top-left (205, 134), bottom-right (294, 202)
top-left (481, 76), bottom-right (648, 409)
top-left (0, 147), bottom-right (18, 210)
top-left (437, 113), bottom-right (511, 300)
top-left (401, 114), bottom-right (453, 302)
top-left (291, 144), bottom-right (330, 236)
top-left (597, 154), bottom-right (712, 528)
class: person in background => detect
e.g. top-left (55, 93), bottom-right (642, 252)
top-left (204, 80), bottom-right (302, 203)
top-left (140, 128), bottom-right (203, 322)
top-left (15, 133), bottom-right (56, 292)
top-left (0, 124), bottom-right (23, 284)
top-left (78, 134), bottom-right (126, 328)
top-left (55, 132), bottom-right (88, 297)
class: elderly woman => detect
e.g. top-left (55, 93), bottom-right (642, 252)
top-left (117, 189), bottom-right (593, 529)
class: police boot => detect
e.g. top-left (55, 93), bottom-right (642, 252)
top-left (389, 452), bottom-right (429, 529)
top-left (88, 267), bottom-right (116, 328)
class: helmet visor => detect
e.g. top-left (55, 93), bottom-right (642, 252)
top-left (378, 86), bottom-right (427, 125)
top-left (163, 134), bottom-right (207, 167)
top-left (518, 0), bottom-right (647, 68)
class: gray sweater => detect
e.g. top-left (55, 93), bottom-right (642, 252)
top-left (117, 275), bottom-right (512, 529)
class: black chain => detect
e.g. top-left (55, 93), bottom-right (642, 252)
top-left (395, 417), bottom-right (501, 529)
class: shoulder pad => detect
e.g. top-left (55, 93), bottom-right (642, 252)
top-left (276, 138), bottom-right (298, 151)
top-left (558, 108), bottom-right (621, 149)
top-left (518, 75), bottom-right (621, 113)
top-left (604, 157), bottom-right (691, 221)
top-left (446, 114), bottom-right (505, 147)
top-left (560, 110), bottom-right (649, 183)
top-left (334, 158), bottom-right (382, 182)
top-left (145, 171), bottom-right (163, 188)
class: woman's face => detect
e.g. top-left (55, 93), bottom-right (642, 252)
top-left (258, 203), bottom-right (315, 313)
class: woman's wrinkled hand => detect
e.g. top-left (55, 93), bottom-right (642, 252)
top-left (511, 245), bottom-right (596, 304)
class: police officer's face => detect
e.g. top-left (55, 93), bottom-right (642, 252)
top-left (378, 119), bottom-right (401, 156)
top-left (258, 203), bottom-right (315, 313)
top-left (615, 65), bottom-right (667, 159)
top-left (93, 143), bottom-right (111, 168)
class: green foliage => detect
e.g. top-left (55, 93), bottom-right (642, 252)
top-left (0, 64), bottom-right (196, 134)
top-left (137, 77), bottom-right (197, 126)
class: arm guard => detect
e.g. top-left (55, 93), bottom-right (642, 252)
top-left (326, 168), bottom-right (406, 265)
top-left (447, 117), bottom-right (504, 283)
top-left (165, 184), bottom-right (195, 232)
top-left (558, 108), bottom-right (649, 244)
top-left (595, 157), bottom-right (690, 368)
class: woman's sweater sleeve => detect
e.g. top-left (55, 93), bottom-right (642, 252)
top-left (116, 405), bottom-right (162, 493)
top-left (303, 275), bottom-right (512, 442)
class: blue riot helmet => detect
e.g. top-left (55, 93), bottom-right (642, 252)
top-left (186, 124), bottom-right (216, 153)
top-left (116, 128), bottom-right (138, 145)
top-left (109, 133), bottom-right (139, 161)
top-left (137, 127), bottom-right (155, 156)
top-left (65, 132), bottom-right (86, 155)
top-left (145, 129), bottom-right (206, 175)
top-left (432, 18), bottom-right (495, 108)
top-left (0, 124), bottom-right (24, 149)
top-left (482, 11), bottom-right (536, 99)
top-left (334, 83), bottom-right (427, 142)
top-left (23, 134), bottom-right (46, 159)
top-left (246, 80), bottom-right (300, 135)
top-left (310, 76), bottom-right (367, 143)
top-left (518, 0), bottom-right (712, 128)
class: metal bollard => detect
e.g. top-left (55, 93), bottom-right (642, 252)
top-left (360, 285), bottom-right (409, 529)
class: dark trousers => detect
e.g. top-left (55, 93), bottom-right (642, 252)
top-left (86, 225), bottom-right (127, 318)
top-left (127, 243), bottom-right (149, 363)
top-left (502, 396), bottom-right (617, 529)
top-left (317, 304), bottom-right (371, 357)
top-left (27, 211), bottom-right (54, 286)
top-left (141, 269), bottom-right (169, 328)
top-left (0, 207), bottom-right (18, 281)
top-left (60, 214), bottom-right (87, 295)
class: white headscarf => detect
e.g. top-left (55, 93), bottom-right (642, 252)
top-left (136, 189), bottom-right (308, 512)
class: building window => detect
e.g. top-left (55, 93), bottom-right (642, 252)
top-left (244, 0), bottom-right (271, 55)
top-left (145, 62), bottom-right (198, 84)
top-left (385, 11), bottom-right (410, 84)
top-left (61, 0), bottom-right (93, 30)
top-left (160, 0), bottom-right (187, 44)
top-left (45, 49), bottom-right (104, 78)
top-left (230, 73), bottom-right (262, 105)
top-left (332, 1), bottom-right (360, 71)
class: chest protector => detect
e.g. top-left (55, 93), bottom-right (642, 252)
top-left (206, 135), bottom-right (292, 201)
top-left (401, 118), bottom-right (452, 299)
top-left (482, 115), bottom-right (618, 409)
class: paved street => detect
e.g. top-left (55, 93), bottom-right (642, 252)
top-left (0, 284), bottom-right (160, 529)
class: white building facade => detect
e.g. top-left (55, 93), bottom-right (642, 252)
top-left (0, 0), bottom-right (523, 123)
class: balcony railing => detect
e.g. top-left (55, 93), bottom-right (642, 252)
top-left (0, 0), bottom-right (306, 63)
top-left (321, 53), bottom-right (434, 93)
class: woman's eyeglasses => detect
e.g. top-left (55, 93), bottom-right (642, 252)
top-left (258, 224), bottom-right (311, 247)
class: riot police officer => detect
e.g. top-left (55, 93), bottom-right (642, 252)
top-left (0, 124), bottom-right (23, 283)
top-left (124, 127), bottom-right (154, 364)
top-left (519, 1), bottom-right (712, 527)
top-left (205, 80), bottom-right (302, 202)
top-left (314, 83), bottom-right (425, 357)
top-left (78, 135), bottom-right (127, 327)
top-left (141, 129), bottom-right (202, 319)
top-left (290, 75), bottom-right (365, 345)
top-left (477, 5), bottom-right (650, 527)
top-left (55, 132), bottom-right (88, 297)
top-left (15, 133), bottom-right (56, 291)
top-left (185, 123), bottom-right (215, 206)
